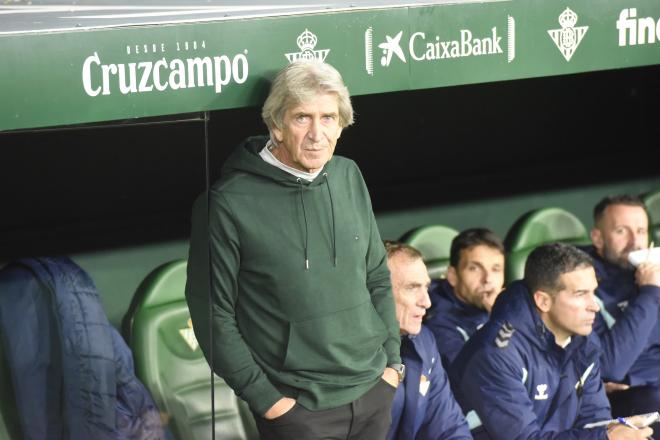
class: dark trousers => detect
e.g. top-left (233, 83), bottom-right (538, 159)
top-left (609, 383), bottom-right (660, 432)
top-left (254, 379), bottom-right (396, 440)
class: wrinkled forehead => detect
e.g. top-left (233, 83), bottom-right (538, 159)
top-left (389, 255), bottom-right (430, 283)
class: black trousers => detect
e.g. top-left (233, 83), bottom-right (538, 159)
top-left (254, 379), bottom-right (396, 440)
top-left (609, 383), bottom-right (660, 433)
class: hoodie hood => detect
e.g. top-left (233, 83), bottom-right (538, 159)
top-left (221, 135), bottom-right (331, 187)
top-left (490, 280), bottom-right (600, 360)
top-left (489, 280), bottom-right (558, 352)
top-left (220, 135), bottom-right (338, 268)
top-left (429, 278), bottom-right (488, 319)
top-left (580, 245), bottom-right (637, 302)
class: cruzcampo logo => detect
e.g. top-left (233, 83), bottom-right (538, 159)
top-left (285, 29), bottom-right (330, 63)
top-left (548, 8), bottom-right (588, 62)
top-left (81, 41), bottom-right (249, 97)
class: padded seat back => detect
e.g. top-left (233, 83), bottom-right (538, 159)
top-left (505, 207), bottom-right (590, 283)
top-left (400, 225), bottom-right (459, 279)
top-left (643, 190), bottom-right (660, 245)
top-left (125, 260), bottom-right (257, 440)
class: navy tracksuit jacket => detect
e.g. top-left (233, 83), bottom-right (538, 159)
top-left (451, 281), bottom-right (611, 440)
top-left (581, 245), bottom-right (660, 385)
top-left (388, 326), bottom-right (471, 440)
top-left (425, 279), bottom-right (489, 369)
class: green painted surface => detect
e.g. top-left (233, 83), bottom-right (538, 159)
top-left (2, 0), bottom-right (660, 131)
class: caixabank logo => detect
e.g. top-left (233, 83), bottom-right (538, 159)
top-left (364, 16), bottom-right (515, 76)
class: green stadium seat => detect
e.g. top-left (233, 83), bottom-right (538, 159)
top-left (123, 260), bottom-right (258, 440)
top-left (505, 207), bottom-right (590, 283)
top-left (400, 225), bottom-right (459, 279)
top-left (643, 189), bottom-right (660, 245)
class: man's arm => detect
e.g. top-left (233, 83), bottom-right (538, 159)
top-left (425, 317), bottom-right (469, 369)
top-left (185, 192), bottom-right (282, 416)
top-left (426, 283), bottom-right (472, 368)
top-left (593, 275), bottom-right (660, 382)
top-left (573, 358), bottom-right (614, 429)
top-left (417, 342), bottom-right (472, 439)
top-left (360, 175), bottom-right (401, 366)
top-left (459, 348), bottom-right (608, 440)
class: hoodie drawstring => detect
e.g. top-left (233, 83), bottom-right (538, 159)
top-left (323, 173), bottom-right (337, 267)
top-left (297, 178), bottom-right (310, 270)
top-left (296, 174), bottom-right (337, 270)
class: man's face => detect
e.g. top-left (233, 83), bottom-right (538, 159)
top-left (536, 266), bottom-right (600, 344)
top-left (271, 93), bottom-right (343, 174)
top-left (388, 254), bottom-right (432, 336)
top-left (447, 245), bottom-right (505, 313)
top-left (591, 204), bottom-right (649, 270)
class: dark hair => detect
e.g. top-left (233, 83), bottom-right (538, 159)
top-left (384, 240), bottom-right (423, 261)
top-left (449, 228), bottom-right (505, 267)
top-left (593, 194), bottom-right (647, 225)
top-left (524, 243), bottom-right (593, 294)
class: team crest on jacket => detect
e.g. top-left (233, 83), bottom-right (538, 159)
top-left (495, 321), bottom-right (515, 348)
top-left (180, 318), bottom-right (199, 351)
top-left (419, 374), bottom-right (430, 396)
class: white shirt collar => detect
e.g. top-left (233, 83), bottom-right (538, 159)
top-left (259, 140), bottom-right (321, 182)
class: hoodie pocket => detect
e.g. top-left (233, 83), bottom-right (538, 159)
top-left (282, 300), bottom-right (388, 375)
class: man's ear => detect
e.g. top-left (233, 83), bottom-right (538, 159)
top-left (271, 127), bottom-right (283, 143)
top-left (590, 228), bottom-right (603, 252)
top-left (533, 290), bottom-right (552, 313)
top-left (446, 266), bottom-right (458, 288)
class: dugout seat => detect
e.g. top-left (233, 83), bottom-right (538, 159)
top-left (123, 260), bottom-right (258, 440)
top-left (643, 189), bottom-right (660, 245)
top-left (400, 225), bottom-right (459, 279)
top-left (505, 207), bottom-right (590, 283)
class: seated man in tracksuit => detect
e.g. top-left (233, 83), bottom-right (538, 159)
top-left (384, 241), bottom-right (472, 440)
top-left (581, 195), bottom-right (660, 421)
top-left (451, 243), bottom-right (652, 440)
top-left (425, 228), bottom-right (505, 369)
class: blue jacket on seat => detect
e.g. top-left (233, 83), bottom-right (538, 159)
top-left (450, 281), bottom-right (611, 440)
top-left (388, 326), bottom-right (471, 440)
top-left (425, 279), bottom-right (489, 369)
top-left (0, 257), bottom-right (163, 440)
top-left (581, 245), bottom-right (660, 386)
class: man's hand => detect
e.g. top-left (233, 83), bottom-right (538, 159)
top-left (381, 367), bottom-right (399, 388)
top-left (482, 288), bottom-right (502, 313)
top-left (604, 381), bottom-right (630, 394)
top-left (636, 262), bottom-right (660, 287)
top-left (263, 397), bottom-right (296, 420)
top-left (607, 423), bottom-right (653, 439)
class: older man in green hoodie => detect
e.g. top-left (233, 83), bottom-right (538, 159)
top-left (185, 59), bottom-right (402, 440)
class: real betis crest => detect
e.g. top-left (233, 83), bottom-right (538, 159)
top-left (179, 318), bottom-right (199, 351)
top-left (548, 8), bottom-right (588, 62)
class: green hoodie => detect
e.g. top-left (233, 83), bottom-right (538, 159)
top-left (185, 135), bottom-right (401, 416)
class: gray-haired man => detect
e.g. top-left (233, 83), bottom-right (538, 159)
top-left (185, 60), bottom-right (401, 439)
